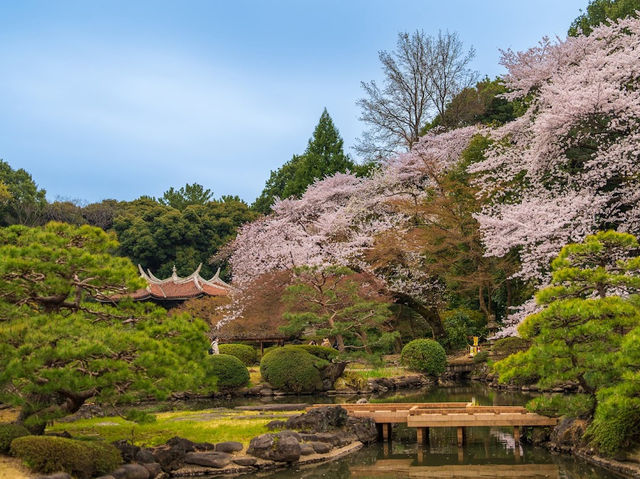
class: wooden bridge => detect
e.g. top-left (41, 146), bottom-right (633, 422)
top-left (309, 402), bottom-right (557, 446)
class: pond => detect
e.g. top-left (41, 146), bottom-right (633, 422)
top-left (156, 382), bottom-right (622, 478)
top-left (238, 382), bottom-right (620, 479)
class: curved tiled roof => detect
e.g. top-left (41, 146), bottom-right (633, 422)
top-left (128, 264), bottom-right (233, 301)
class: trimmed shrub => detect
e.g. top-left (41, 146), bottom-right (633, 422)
top-left (10, 436), bottom-right (121, 479)
top-left (208, 354), bottom-right (250, 389)
top-left (219, 343), bottom-right (258, 366)
top-left (472, 350), bottom-right (489, 364)
top-left (260, 346), bottom-right (329, 393)
top-left (0, 423), bottom-right (30, 453)
top-left (401, 339), bottom-right (447, 376)
top-left (492, 337), bottom-right (531, 359)
top-left (294, 345), bottom-right (338, 361)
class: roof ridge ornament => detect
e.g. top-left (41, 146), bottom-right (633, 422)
top-left (172, 265), bottom-right (178, 282)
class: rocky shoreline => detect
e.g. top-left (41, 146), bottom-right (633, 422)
top-left (35, 406), bottom-right (377, 479)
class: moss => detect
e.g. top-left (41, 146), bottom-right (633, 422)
top-left (10, 436), bottom-right (121, 479)
top-left (0, 423), bottom-right (29, 453)
top-left (260, 346), bottom-right (328, 392)
top-left (218, 344), bottom-right (258, 366)
top-left (208, 354), bottom-right (250, 389)
top-left (401, 339), bottom-right (447, 376)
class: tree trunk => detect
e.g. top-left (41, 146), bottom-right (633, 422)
top-left (393, 293), bottom-right (445, 338)
top-left (18, 389), bottom-right (95, 434)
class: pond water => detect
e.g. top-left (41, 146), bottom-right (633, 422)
top-left (229, 382), bottom-right (623, 479)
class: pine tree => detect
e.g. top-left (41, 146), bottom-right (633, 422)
top-left (253, 109), bottom-right (364, 214)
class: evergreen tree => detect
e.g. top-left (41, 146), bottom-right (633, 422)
top-left (253, 109), bottom-right (364, 214)
top-left (569, 0), bottom-right (640, 36)
top-left (0, 222), bottom-right (216, 433)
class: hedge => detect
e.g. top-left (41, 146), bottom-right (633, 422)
top-left (10, 436), bottom-right (121, 479)
top-left (0, 423), bottom-right (29, 453)
top-left (260, 346), bottom-right (329, 393)
top-left (208, 354), bottom-right (250, 389)
top-left (293, 345), bottom-right (338, 361)
top-left (219, 344), bottom-right (258, 366)
top-left (401, 339), bottom-right (447, 376)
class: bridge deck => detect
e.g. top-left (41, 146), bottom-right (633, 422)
top-left (310, 402), bottom-right (558, 445)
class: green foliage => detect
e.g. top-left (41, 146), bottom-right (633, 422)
top-left (113, 195), bottom-right (256, 279)
top-left (491, 337), bottom-right (531, 359)
top-left (587, 394), bottom-right (640, 455)
top-left (440, 308), bottom-right (486, 351)
top-left (124, 409), bottom-right (157, 424)
top-left (421, 77), bottom-right (520, 132)
top-left (0, 423), bottom-right (29, 453)
top-left (10, 436), bottom-right (121, 479)
top-left (0, 159), bottom-right (47, 226)
top-left (218, 344), bottom-right (258, 366)
top-left (208, 354), bottom-right (250, 389)
top-left (159, 183), bottom-right (213, 210)
top-left (527, 394), bottom-right (595, 418)
top-left (260, 346), bottom-right (329, 392)
top-left (293, 345), bottom-right (338, 361)
top-left (495, 232), bottom-right (640, 392)
top-left (334, 370), bottom-right (370, 390)
top-left (253, 109), bottom-right (368, 213)
top-left (400, 339), bottom-right (447, 376)
top-left (0, 223), bottom-right (216, 432)
top-left (569, 0), bottom-right (640, 36)
top-left (281, 266), bottom-right (396, 355)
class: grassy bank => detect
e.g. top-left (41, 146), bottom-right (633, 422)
top-left (47, 408), bottom-right (301, 447)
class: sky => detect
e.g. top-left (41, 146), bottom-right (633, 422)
top-left (0, 0), bottom-right (587, 204)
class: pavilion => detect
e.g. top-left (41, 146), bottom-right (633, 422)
top-left (112, 263), bottom-right (233, 307)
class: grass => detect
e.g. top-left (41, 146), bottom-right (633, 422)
top-left (346, 366), bottom-right (409, 379)
top-left (47, 408), bottom-right (301, 448)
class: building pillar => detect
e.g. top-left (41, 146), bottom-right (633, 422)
top-left (457, 426), bottom-right (466, 447)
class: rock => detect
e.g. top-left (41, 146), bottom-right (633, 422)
top-left (299, 433), bottom-right (319, 442)
top-left (194, 442), bottom-right (216, 451)
top-left (346, 416), bottom-right (378, 444)
top-left (259, 388), bottom-right (273, 396)
top-left (247, 431), bottom-right (301, 462)
top-left (310, 441), bottom-right (331, 454)
top-left (122, 464), bottom-right (151, 479)
top-left (165, 436), bottom-right (196, 452)
top-left (550, 418), bottom-right (587, 451)
top-left (141, 463), bottom-right (162, 478)
top-left (356, 398), bottom-right (368, 404)
top-left (279, 429), bottom-right (302, 442)
top-left (112, 439), bottom-right (141, 463)
top-left (285, 406), bottom-right (348, 432)
top-left (94, 476), bottom-right (116, 479)
top-left (232, 456), bottom-right (258, 466)
top-left (313, 432), bottom-right (349, 447)
top-left (321, 362), bottom-right (347, 390)
top-left (299, 443), bottom-right (314, 456)
top-left (531, 427), bottom-right (551, 446)
top-left (184, 451), bottom-right (232, 468)
top-left (266, 419), bottom-right (287, 430)
top-left (215, 441), bottom-right (243, 453)
top-left (152, 446), bottom-right (186, 472)
top-left (135, 448), bottom-right (156, 464)
top-left (35, 474), bottom-right (72, 479)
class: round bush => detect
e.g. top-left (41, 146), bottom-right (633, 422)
top-left (0, 423), bottom-right (29, 453)
top-left (208, 354), bottom-right (250, 389)
top-left (260, 346), bottom-right (329, 393)
top-left (219, 343), bottom-right (258, 366)
top-left (10, 436), bottom-right (121, 479)
top-left (401, 339), bottom-right (447, 376)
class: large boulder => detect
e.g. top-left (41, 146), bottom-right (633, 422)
top-left (285, 406), bottom-right (348, 432)
top-left (112, 440), bottom-right (140, 463)
top-left (246, 431), bottom-right (301, 462)
top-left (111, 464), bottom-right (150, 479)
top-left (346, 416), bottom-right (378, 444)
top-left (215, 441), bottom-right (243, 453)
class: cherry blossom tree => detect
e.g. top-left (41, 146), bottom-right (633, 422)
top-left (470, 17), bottom-right (640, 334)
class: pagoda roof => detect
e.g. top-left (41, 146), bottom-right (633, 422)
top-left (120, 264), bottom-right (233, 302)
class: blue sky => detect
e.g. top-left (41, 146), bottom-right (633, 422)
top-left (0, 0), bottom-right (587, 204)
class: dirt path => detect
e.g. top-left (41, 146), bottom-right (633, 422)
top-left (0, 456), bottom-right (32, 479)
